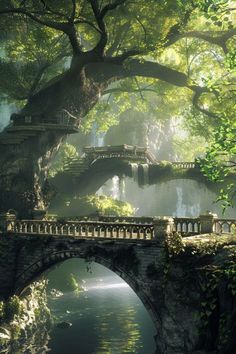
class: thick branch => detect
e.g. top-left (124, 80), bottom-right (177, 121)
top-left (123, 59), bottom-right (189, 87)
top-left (89, 0), bottom-right (127, 55)
top-left (100, 0), bottom-right (127, 19)
top-left (86, 59), bottom-right (191, 89)
top-left (70, 0), bottom-right (76, 22)
top-left (166, 29), bottom-right (236, 53)
top-left (102, 87), bottom-right (158, 95)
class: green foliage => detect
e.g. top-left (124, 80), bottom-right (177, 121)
top-left (166, 232), bottom-right (185, 257)
top-left (83, 195), bottom-right (135, 217)
top-left (0, 0), bottom-right (235, 201)
top-left (198, 0), bottom-right (235, 29)
top-left (199, 118), bottom-right (236, 212)
top-left (199, 261), bottom-right (236, 331)
top-left (2, 296), bottom-right (23, 322)
top-left (49, 143), bottom-right (78, 177)
top-left (67, 273), bottom-right (83, 294)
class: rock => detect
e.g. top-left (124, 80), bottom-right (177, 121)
top-left (56, 321), bottom-right (72, 329)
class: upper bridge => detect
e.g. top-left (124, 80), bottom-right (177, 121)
top-left (51, 144), bottom-right (205, 197)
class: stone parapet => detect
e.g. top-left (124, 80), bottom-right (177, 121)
top-left (199, 211), bottom-right (218, 234)
top-left (0, 212), bottom-right (16, 233)
top-left (153, 216), bottom-right (174, 244)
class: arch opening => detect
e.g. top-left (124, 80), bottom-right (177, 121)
top-left (41, 258), bottom-right (156, 354)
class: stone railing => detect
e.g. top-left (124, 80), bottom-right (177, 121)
top-left (65, 215), bottom-right (155, 224)
top-left (13, 220), bottom-right (155, 240)
top-left (171, 162), bottom-right (196, 169)
top-left (173, 217), bottom-right (201, 234)
top-left (213, 219), bottom-right (236, 234)
top-left (0, 212), bottom-right (235, 240)
top-left (83, 145), bottom-right (150, 163)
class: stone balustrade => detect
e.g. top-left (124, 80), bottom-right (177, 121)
top-left (0, 212), bottom-right (235, 240)
top-left (13, 220), bottom-right (155, 240)
top-left (171, 162), bottom-right (196, 169)
top-left (83, 145), bottom-right (153, 164)
top-left (173, 217), bottom-right (201, 234)
top-left (213, 219), bottom-right (236, 234)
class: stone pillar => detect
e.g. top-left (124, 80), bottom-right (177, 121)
top-left (199, 211), bottom-right (218, 234)
top-left (153, 217), bottom-right (174, 245)
top-left (0, 212), bottom-right (17, 233)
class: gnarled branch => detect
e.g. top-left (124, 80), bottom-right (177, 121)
top-left (88, 0), bottom-right (127, 56)
top-left (166, 29), bottom-right (236, 53)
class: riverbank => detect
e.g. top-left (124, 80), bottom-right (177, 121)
top-left (0, 280), bottom-right (52, 353)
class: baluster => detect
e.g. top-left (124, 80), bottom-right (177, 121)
top-left (116, 227), bottom-right (119, 238)
top-left (104, 227), bottom-right (108, 238)
top-left (78, 225), bottom-right (83, 236)
top-left (110, 227), bottom-right (114, 238)
top-left (71, 224), bottom-right (76, 236)
top-left (143, 227), bottom-right (148, 240)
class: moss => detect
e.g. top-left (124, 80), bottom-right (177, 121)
top-left (3, 296), bottom-right (24, 322)
top-left (0, 280), bottom-right (51, 351)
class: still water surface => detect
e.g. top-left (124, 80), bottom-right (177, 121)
top-left (47, 275), bottom-right (156, 354)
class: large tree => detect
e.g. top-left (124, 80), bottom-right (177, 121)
top-left (0, 0), bottom-right (235, 217)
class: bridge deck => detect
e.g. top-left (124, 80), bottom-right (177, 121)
top-left (60, 145), bottom-right (197, 181)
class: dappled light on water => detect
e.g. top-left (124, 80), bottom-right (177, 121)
top-left (46, 260), bottom-right (156, 354)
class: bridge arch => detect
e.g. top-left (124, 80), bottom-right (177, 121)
top-left (15, 246), bottom-right (159, 330)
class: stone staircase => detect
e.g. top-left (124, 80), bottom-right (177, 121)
top-left (63, 156), bottom-right (91, 177)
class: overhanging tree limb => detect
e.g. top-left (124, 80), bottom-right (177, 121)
top-left (165, 29), bottom-right (236, 53)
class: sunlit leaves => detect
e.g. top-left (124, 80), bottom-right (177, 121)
top-left (198, 117), bottom-right (236, 211)
top-left (197, 0), bottom-right (236, 29)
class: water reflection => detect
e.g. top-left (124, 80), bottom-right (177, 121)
top-left (46, 262), bottom-right (156, 354)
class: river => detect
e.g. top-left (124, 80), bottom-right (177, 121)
top-left (46, 260), bottom-right (156, 354)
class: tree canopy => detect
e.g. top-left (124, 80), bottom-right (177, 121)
top-left (0, 0), bottom-right (235, 124)
top-left (0, 0), bottom-right (235, 213)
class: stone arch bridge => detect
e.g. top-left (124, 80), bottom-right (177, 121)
top-left (0, 212), bottom-right (236, 354)
top-left (50, 144), bottom-right (230, 197)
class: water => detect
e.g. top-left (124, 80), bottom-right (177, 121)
top-left (46, 262), bottom-right (156, 354)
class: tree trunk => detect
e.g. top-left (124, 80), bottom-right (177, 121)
top-left (0, 67), bottom-right (102, 218)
